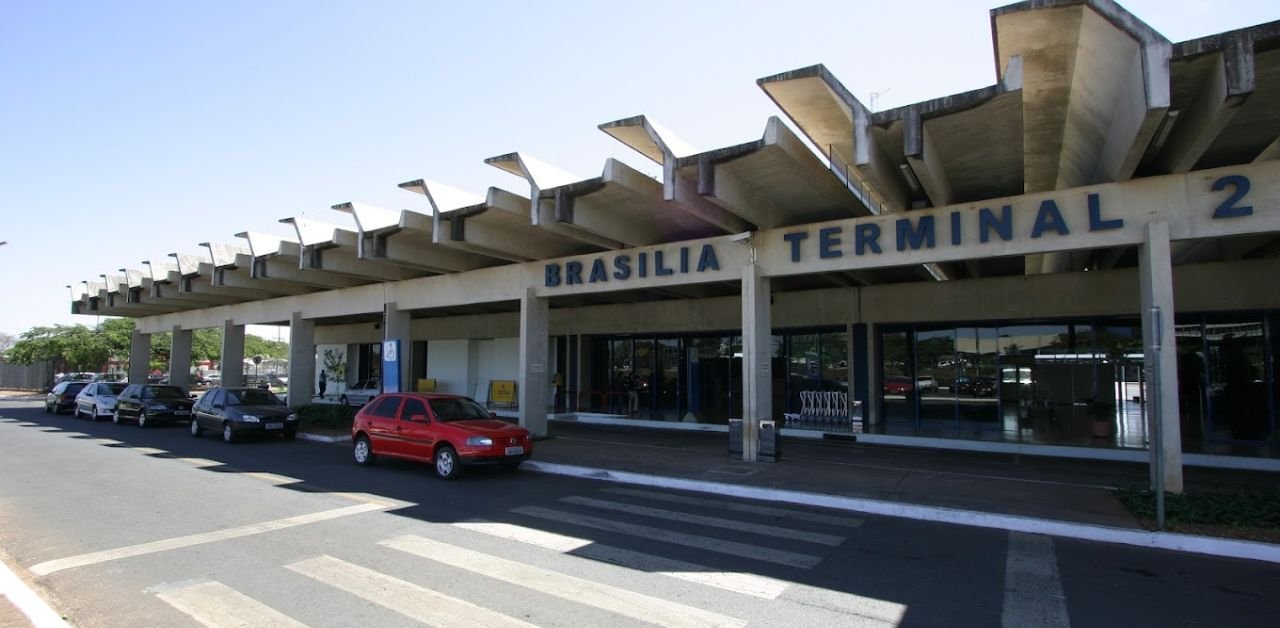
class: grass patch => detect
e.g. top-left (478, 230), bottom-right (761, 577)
top-left (296, 403), bottom-right (356, 430)
top-left (1115, 487), bottom-right (1280, 534)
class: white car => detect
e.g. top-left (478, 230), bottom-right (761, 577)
top-left (339, 379), bottom-right (380, 407)
top-left (75, 382), bottom-right (128, 421)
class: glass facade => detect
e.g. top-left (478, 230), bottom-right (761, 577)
top-left (878, 314), bottom-right (1278, 457)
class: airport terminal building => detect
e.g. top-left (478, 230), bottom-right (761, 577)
top-left (72, 0), bottom-right (1280, 490)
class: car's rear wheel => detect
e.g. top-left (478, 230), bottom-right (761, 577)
top-left (353, 435), bottom-right (374, 466)
top-left (339, 395), bottom-right (349, 406)
top-left (222, 423), bottom-right (235, 443)
top-left (434, 445), bottom-right (460, 480)
top-left (190, 418), bottom-right (204, 437)
top-left (92, 405), bottom-right (102, 421)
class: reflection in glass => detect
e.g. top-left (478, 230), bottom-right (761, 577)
top-left (881, 330), bottom-right (912, 427)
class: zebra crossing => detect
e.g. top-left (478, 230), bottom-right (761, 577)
top-left (146, 486), bottom-right (885, 627)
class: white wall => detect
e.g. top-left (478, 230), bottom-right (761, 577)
top-left (426, 339), bottom-right (471, 395)
top-left (315, 344), bottom-right (348, 397)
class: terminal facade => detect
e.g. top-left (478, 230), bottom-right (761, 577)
top-left (73, 0), bottom-right (1280, 491)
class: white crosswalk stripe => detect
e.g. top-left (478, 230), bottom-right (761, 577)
top-left (601, 487), bottom-right (866, 528)
top-left (513, 505), bottom-right (823, 568)
top-left (1002, 532), bottom-right (1070, 628)
top-left (155, 580), bottom-right (306, 628)
top-left (454, 520), bottom-right (791, 599)
top-left (287, 555), bottom-right (537, 627)
top-left (560, 496), bottom-right (846, 545)
top-left (382, 534), bottom-right (748, 628)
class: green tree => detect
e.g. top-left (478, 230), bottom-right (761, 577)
top-left (245, 335), bottom-right (289, 360)
top-left (7, 322), bottom-right (128, 372)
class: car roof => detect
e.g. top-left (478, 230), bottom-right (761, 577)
top-left (383, 392), bottom-right (467, 400)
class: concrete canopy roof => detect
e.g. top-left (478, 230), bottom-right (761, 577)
top-left (235, 231), bottom-right (367, 289)
top-left (199, 242), bottom-right (317, 297)
top-left (278, 216), bottom-right (426, 282)
top-left (400, 179), bottom-right (593, 262)
top-left (330, 201), bottom-right (496, 274)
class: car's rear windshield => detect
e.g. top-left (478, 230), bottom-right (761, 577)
top-left (226, 389), bottom-right (281, 406)
top-left (66, 383), bottom-right (88, 393)
top-left (146, 386), bottom-right (187, 399)
top-left (103, 383), bottom-right (126, 394)
top-left (427, 398), bottom-right (491, 422)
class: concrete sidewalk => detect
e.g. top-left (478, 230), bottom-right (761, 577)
top-left (525, 422), bottom-right (1280, 562)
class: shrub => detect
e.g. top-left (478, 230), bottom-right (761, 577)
top-left (296, 403), bottom-right (356, 429)
top-left (1115, 487), bottom-right (1280, 528)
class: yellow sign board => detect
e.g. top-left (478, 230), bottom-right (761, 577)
top-left (489, 380), bottom-right (517, 406)
top-left (416, 378), bottom-right (437, 392)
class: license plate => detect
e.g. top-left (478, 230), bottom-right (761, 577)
top-left (505, 446), bottom-right (524, 456)
top-left (174, 410), bottom-right (190, 416)
top-left (265, 422), bottom-right (284, 430)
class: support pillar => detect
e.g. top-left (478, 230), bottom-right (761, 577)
top-left (128, 329), bottom-right (150, 384)
top-left (518, 288), bottom-right (549, 437)
top-left (384, 302), bottom-right (412, 392)
top-left (287, 312), bottom-right (316, 409)
top-left (221, 320), bottom-right (245, 388)
top-left (741, 263), bottom-right (772, 462)
top-left (1139, 221), bottom-right (1183, 493)
top-left (169, 326), bottom-right (192, 389)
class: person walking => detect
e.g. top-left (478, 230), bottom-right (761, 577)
top-left (317, 370), bottom-right (328, 399)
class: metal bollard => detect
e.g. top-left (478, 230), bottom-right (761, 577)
top-left (728, 418), bottom-right (743, 459)
top-left (758, 420), bottom-right (781, 462)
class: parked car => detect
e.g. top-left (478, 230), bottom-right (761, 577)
top-left (351, 393), bottom-right (532, 480)
top-left (340, 379), bottom-right (380, 407)
top-left (190, 387), bottom-right (298, 443)
top-left (883, 376), bottom-right (915, 395)
top-left (45, 381), bottom-right (90, 414)
top-left (916, 376), bottom-right (938, 393)
top-left (113, 384), bottom-right (195, 427)
top-left (954, 376), bottom-right (997, 397)
top-left (74, 382), bottom-right (127, 420)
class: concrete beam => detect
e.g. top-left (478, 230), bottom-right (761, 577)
top-left (1157, 38), bottom-right (1254, 173)
top-left (403, 180), bottom-right (585, 262)
top-left (331, 201), bottom-right (492, 273)
top-left (486, 152), bottom-right (622, 250)
top-left (280, 216), bottom-right (425, 282)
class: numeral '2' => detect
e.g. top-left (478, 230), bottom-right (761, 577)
top-left (1212, 175), bottom-right (1252, 219)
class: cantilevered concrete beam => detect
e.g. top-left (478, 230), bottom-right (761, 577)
top-left (1156, 35), bottom-right (1253, 174)
top-left (485, 152), bottom-right (622, 249)
top-left (400, 180), bottom-right (587, 262)
top-left (331, 201), bottom-right (492, 273)
top-left (279, 216), bottom-right (425, 282)
top-left (200, 242), bottom-right (316, 297)
top-left (169, 253), bottom-right (285, 301)
top-left (679, 116), bottom-right (868, 229)
top-left (758, 65), bottom-right (906, 213)
top-left (600, 115), bottom-right (752, 236)
top-left (235, 231), bottom-right (365, 290)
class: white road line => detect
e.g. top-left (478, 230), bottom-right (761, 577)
top-left (89, 438), bottom-right (123, 445)
top-left (172, 457), bottom-right (225, 468)
top-left (241, 472), bottom-right (302, 486)
top-left (562, 496), bottom-right (845, 546)
top-left (30, 503), bottom-right (385, 576)
top-left (155, 580), bottom-right (306, 628)
top-left (0, 554), bottom-right (70, 627)
top-left (512, 506), bottom-right (822, 569)
top-left (1002, 532), bottom-right (1070, 628)
top-left (383, 534), bottom-right (747, 628)
top-left (131, 447), bottom-right (168, 455)
top-left (455, 520), bottom-right (790, 600)
top-left (602, 487), bottom-right (867, 528)
top-left (288, 555), bottom-right (536, 627)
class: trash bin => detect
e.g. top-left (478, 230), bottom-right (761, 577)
top-left (759, 419), bottom-right (781, 462)
top-left (728, 418), bottom-right (743, 458)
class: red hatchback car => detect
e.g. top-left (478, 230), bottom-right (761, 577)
top-left (351, 392), bottom-right (532, 479)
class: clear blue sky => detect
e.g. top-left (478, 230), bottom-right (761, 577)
top-left (1, 0), bottom-right (1274, 338)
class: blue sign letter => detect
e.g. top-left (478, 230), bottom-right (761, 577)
top-left (896, 216), bottom-right (936, 251)
top-left (1031, 199), bottom-right (1070, 238)
top-left (613, 255), bottom-right (632, 280)
top-left (979, 206), bottom-right (1012, 243)
top-left (819, 227), bottom-right (843, 259)
top-left (545, 263), bottom-right (561, 287)
top-left (783, 231), bottom-right (808, 262)
top-left (696, 245), bottom-right (719, 272)
top-left (856, 223), bottom-right (882, 255)
top-left (1087, 193), bottom-right (1123, 231)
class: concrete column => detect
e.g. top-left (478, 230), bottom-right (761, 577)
top-left (518, 288), bottom-right (550, 437)
top-left (384, 302), bottom-right (412, 392)
top-left (287, 312), bottom-right (316, 409)
top-left (1139, 221), bottom-right (1184, 493)
top-left (168, 326), bottom-right (192, 389)
top-left (741, 263), bottom-right (772, 462)
top-left (221, 320), bottom-right (245, 388)
top-left (128, 329), bottom-right (150, 384)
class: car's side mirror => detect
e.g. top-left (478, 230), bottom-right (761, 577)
top-left (490, 412), bottom-right (499, 419)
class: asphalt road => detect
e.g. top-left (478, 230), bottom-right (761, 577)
top-left (1, 400), bottom-right (1277, 628)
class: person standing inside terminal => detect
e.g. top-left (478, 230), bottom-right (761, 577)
top-left (317, 369), bottom-right (328, 399)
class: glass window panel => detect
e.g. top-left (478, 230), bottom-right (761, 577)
top-left (789, 334), bottom-right (819, 414)
top-left (1205, 320), bottom-right (1268, 442)
top-left (881, 329), bottom-right (913, 428)
top-left (915, 327), bottom-right (956, 432)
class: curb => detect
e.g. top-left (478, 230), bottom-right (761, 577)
top-left (297, 432), bottom-right (350, 444)
top-left (523, 460), bottom-right (1280, 565)
top-left (0, 556), bottom-right (69, 627)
